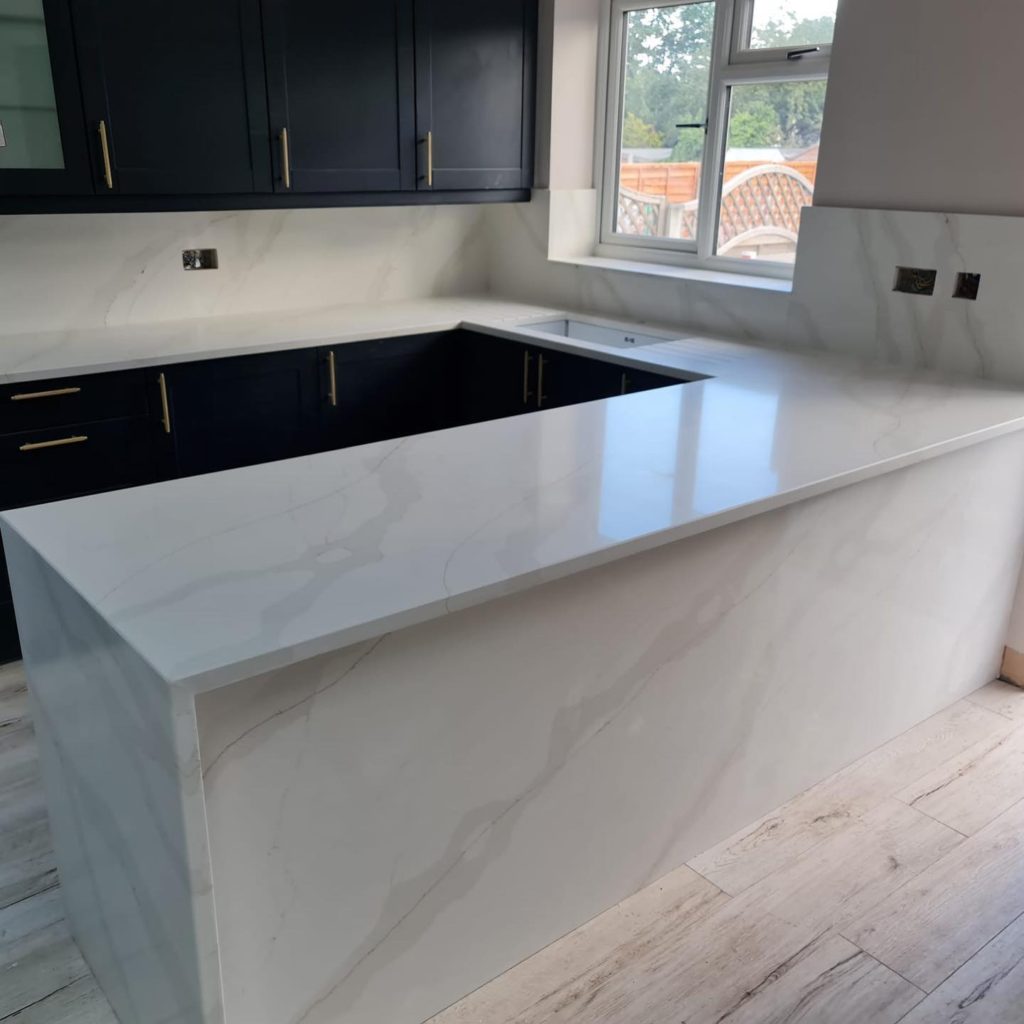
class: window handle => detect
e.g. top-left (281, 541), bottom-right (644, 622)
top-left (675, 120), bottom-right (709, 134)
top-left (787, 46), bottom-right (821, 60)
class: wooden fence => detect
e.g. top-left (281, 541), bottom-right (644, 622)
top-left (619, 160), bottom-right (818, 205)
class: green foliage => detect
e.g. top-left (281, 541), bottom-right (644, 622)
top-left (620, 3), bottom-right (833, 160)
top-left (621, 112), bottom-right (664, 148)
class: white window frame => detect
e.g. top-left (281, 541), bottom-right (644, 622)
top-left (597, 0), bottom-right (832, 279)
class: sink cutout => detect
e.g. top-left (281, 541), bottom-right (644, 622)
top-left (525, 319), bottom-right (673, 349)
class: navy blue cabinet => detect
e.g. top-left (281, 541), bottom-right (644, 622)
top-left (0, 368), bottom-right (163, 663)
top-left (161, 350), bottom-right (322, 478)
top-left (0, 0), bottom-right (92, 196)
top-left (263, 1), bottom-right (416, 194)
top-left (0, 0), bottom-right (537, 210)
top-left (415, 0), bottom-right (536, 192)
top-left (72, 0), bottom-right (271, 195)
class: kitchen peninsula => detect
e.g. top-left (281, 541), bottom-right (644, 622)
top-left (5, 298), bottom-right (1024, 1024)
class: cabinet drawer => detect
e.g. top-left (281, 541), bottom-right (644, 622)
top-left (0, 371), bottom-right (149, 437)
top-left (0, 419), bottom-right (157, 510)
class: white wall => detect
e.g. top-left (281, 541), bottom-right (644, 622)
top-left (816, 0), bottom-right (1024, 214)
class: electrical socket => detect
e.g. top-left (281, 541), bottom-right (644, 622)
top-left (182, 249), bottom-right (219, 271)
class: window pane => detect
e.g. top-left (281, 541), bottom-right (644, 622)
top-left (747, 0), bottom-right (837, 50)
top-left (715, 80), bottom-right (824, 264)
top-left (615, 2), bottom-right (715, 244)
top-left (0, 0), bottom-right (64, 170)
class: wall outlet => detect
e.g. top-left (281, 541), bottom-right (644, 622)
top-left (893, 266), bottom-right (937, 296)
top-left (182, 249), bottom-right (219, 271)
top-left (953, 272), bottom-right (981, 301)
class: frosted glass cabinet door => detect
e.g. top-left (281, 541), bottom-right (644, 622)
top-left (0, 0), bottom-right (91, 194)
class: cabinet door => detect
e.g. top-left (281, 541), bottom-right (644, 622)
top-left (163, 350), bottom-right (321, 478)
top-left (456, 331), bottom-right (535, 424)
top-left (72, 0), bottom-right (271, 194)
top-left (321, 334), bottom-right (455, 451)
top-left (414, 0), bottom-right (535, 191)
top-left (0, 0), bottom-right (92, 195)
top-left (263, 0), bottom-right (415, 194)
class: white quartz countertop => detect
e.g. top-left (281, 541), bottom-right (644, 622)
top-left (5, 295), bottom-right (1024, 693)
top-left (0, 296), bottom-right (557, 383)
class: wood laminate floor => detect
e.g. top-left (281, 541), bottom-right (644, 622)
top-left (3, 660), bottom-right (1023, 1023)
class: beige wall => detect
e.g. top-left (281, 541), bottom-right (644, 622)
top-left (543, 0), bottom-right (602, 190)
top-left (815, 0), bottom-right (1024, 214)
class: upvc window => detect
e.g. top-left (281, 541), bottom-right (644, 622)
top-left (599, 0), bottom-right (837, 276)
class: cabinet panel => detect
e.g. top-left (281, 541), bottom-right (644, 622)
top-left (321, 334), bottom-right (455, 451)
top-left (0, 369), bottom-right (148, 436)
top-left (164, 350), bottom-right (321, 478)
top-left (456, 331), bottom-right (534, 423)
top-left (263, 0), bottom-right (415, 194)
top-left (0, 0), bottom-right (92, 195)
top-left (414, 0), bottom-right (535, 191)
top-left (72, 0), bottom-right (270, 194)
top-left (0, 417), bottom-right (159, 509)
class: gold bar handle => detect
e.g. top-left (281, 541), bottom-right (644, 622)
top-left (425, 130), bottom-right (433, 188)
top-left (280, 127), bottom-right (292, 190)
top-left (158, 372), bottom-right (172, 435)
top-left (522, 351), bottom-right (533, 405)
top-left (620, 373), bottom-right (630, 395)
top-left (98, 120), bottom-right (113, 190)
top-left (11, 386), bottom-right (81, 402)
top-left (20, 435), bottom-right (88, 453)
top-left (327, 350), bottom-right (338, 408)
top-left (537, 355), bottom-right (547, 409)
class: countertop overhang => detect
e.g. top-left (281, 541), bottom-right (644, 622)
top-left (5, 296), bottom-right (1024, 693)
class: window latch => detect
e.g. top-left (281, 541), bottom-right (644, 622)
top-left (786, 46), bottom-right (821, 60)
top-left (675, 120), bottom-right (709, 133)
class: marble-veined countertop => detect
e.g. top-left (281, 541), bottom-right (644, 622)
top-left (4, 295), bottom-right (1024, 693)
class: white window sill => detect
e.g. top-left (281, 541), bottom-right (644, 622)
top-left (550, 254), bottom-right (794, 294)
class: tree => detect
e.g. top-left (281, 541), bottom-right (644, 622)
top-left (621, 112), bottom-right (664, 148)
top-left (620, 3), bottom-right (834, 160)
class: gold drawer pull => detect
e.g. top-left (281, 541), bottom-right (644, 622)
top-left (11, 386), bottom-right (82, 402)
top-left (620, 373), bottom-right (630, 395)
top-left (327, 351), bottom-right (338, 408)
top-left (158, 372), bottom-right (172, 435)
top-left (537, 355), bottom-right (547, 409)
top-left (19, 435), bottom-right (89, 452)
top-left (280, 127), bottom-right (292, 190)
top-left (98, 120), bottom-right (114, 190)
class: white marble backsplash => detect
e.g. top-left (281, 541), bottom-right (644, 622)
top-left (489, 191), bottom-right (1024, 387)
top-left (0, 204), bottom-right (490, 335)
top-left (789, 206), bottom-right (1024, 382)
top-left (5, 193), bottom-right (1024, 384)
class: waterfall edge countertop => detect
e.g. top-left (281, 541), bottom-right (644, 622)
top-left (4, 295), bottom-right (1024, 693)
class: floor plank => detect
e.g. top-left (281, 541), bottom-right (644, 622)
top-left (897, 725), bottom-right (1024, 836)
top-left (967, 679), bottom-right (1024, 722)
top-left (899, 911), bottom-right (1024, 1023)
top-left (0, 815), bottom-right (56, 913)
top-left (739, 799), bottom-right (963, 935)
top-left (430, 863), bottom-right (727, 1023)
top-left (844, 798), bottom-right (1024, 993)
top-left (2, 976), bottom-right (117, 1024)
top-left (439, 894), bottom-right (920, 1024)
top-left (688, 700), bottom-right (1008, 895)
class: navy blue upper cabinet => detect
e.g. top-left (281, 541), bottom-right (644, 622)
top-left (0, 0), bottom-right (92, 195)
top-left (414, 0), bottom-right (536, 192)
top-left (0, 0), bottom-right (537, 208)
top-left (71, 0), bottom-right (271, 195)
top-left (263, 1), bottom-right (416, 194)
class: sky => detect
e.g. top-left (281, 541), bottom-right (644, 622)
top-left (752, 0), bottom-right (837, 24)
